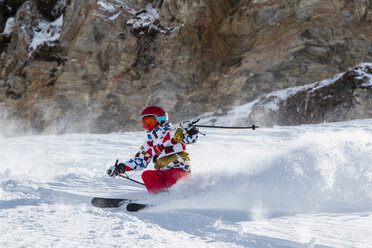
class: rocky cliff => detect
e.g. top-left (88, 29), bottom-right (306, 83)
top-left (0, 0), bottom-right (371, 135)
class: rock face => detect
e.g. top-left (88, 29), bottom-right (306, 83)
top-left (0, 0), bottom-right (372, 134)
top-left (240, 63), bottom-right (372, 127)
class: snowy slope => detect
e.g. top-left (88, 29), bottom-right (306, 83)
top-left (1, 119), bottom-right (372, 247)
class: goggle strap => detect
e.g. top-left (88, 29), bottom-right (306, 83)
top-left (156, 116), bottom-right (167, 122)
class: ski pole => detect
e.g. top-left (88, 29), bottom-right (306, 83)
top-left (195, 124), bottom-right (258, 130)
top-left (118, 173), bottom-right (146, 186)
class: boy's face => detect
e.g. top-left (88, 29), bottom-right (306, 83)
top-left (141, 116), bottom-right (158, 131)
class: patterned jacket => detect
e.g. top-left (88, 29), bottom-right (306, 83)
top-left (124, 123), bottom-right (198, 172)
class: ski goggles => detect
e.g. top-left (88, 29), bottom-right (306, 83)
top-left (141, 115), bottom-right (167, 129)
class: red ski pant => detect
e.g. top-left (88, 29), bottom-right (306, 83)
top-left (141, 168), bottom-right (190, 194)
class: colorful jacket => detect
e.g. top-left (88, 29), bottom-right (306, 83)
top-left (124, 123), bottom-right (198, 172)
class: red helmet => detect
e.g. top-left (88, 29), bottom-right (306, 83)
top-left (140, 106), bottom-right (168, 131)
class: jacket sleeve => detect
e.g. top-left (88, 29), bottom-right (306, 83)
top-left (123, 141), bottom-right (153, 171)
top-left (174, 128), bottom-right (199, 144)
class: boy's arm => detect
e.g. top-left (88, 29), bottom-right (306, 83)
top-left (176, 120), bottom-right (199, 144)
top-left (108, 142), bottom-right (153, 177)
top-left (174, 127), bottom-right (199, 145)
top-left (123, 141), bottom-right (154, 171)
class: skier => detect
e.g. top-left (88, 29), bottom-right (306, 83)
top-left (107, 106), bottom-right (199, 194)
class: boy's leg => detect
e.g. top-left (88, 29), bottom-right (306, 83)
top-left (164, 168), bottom-right (191, 189)
top-left (141, 170), bottom-right (167, 194)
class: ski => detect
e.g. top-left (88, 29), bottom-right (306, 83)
top-left (126, 203), bottom-right (149, 212)
top-left (91, 197), bottom-right (150, 212)
top-left (91, 197), bottom-right (132, 208)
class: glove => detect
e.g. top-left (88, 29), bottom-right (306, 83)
top-left (179, 119), bottom-right (199, 135)
top-left (107, 161), bottom-right (126, 177)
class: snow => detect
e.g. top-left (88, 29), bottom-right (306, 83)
top-left (1, 118), bottom-right (372, 247)
top-left (2, 17), bottom-right (15, 35)
top-left (126, 4), bottom-right (177, 34)
top-left (93, 1), bottom-right (178, 32)
top-left (96, 0), bottom-right (136, 15)
top-left (97, 0), bottom-right (116, 13)
top-left (93, 0), bottom-right (137, 22)
top-left (108, 11), bottom-right (121, 21)
top-left (29, 15), bottom-right (64, 52)
top-left (126, 4), bottom-right (160, 29)
top-left (355, 62), bottom-right (372, 87)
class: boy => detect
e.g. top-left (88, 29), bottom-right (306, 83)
top-left (107, 106), bottom-right (199, 193)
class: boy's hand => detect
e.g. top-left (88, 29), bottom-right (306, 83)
top-left (107, 162), bottom-right (126, 177)
top-left (179, 119), bottom-right (200, 135)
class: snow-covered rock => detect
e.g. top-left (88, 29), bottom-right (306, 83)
top-left (29, 14), bottom-right (63, 52)
top-left (201, 63), bottom-right (372, 127)
top-left (0, 0), bottom-right (372, 134)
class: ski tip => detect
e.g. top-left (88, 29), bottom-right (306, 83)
top-left (91, 197), bottom-right (101, 207)
top-left (91, 197), bottom-right (127, 208)
top-left (126, 203), bottom-right (148, 212)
